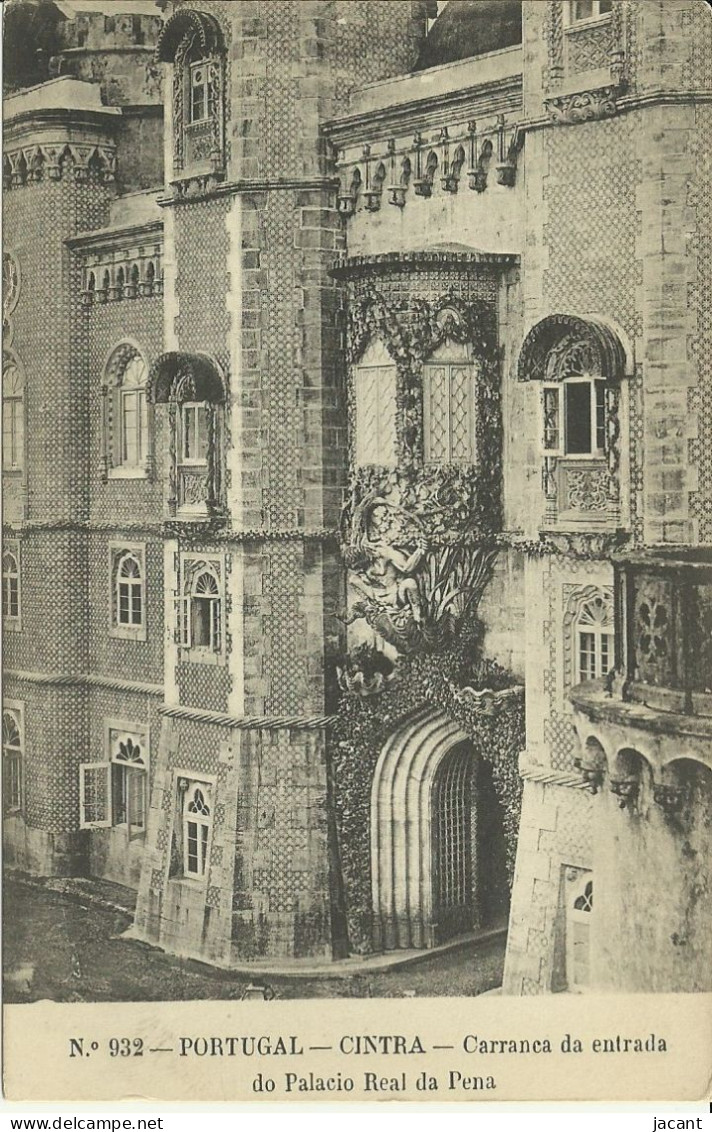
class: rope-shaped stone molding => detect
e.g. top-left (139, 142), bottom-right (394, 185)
top-left (159, 704), bottom-right (335, 732)
top-left (5, 669), bottom-right (163, 696)
top-left (4, 519), bottom-right (341, 543)
top-left (518, 761), bottom-right (590, 790)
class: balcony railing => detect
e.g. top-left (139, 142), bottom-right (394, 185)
top-left (614, 549), bottom-right (712, 719)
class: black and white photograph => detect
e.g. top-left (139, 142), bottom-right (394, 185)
top-left (2, 0), bottom-right (711, 1106)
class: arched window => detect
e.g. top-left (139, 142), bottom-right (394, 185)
top-left (191, 567), bottom-right (220, 649)
top-left (3, 707), bottom-right (23, 813)
top-left (148, 351), bottom-right (226, 518)
top-left (567, 874), bottom-right (593, 992)
top-left (178, 557), bottom-right (223, 655)
top-left (3, 354), bottom-right (25, 472)
top-left (352, 339), bottom-right (397, 467)
top-left (2, 544), bottom-right (20, 624)
top-left (182, 779), bottom-right (212, 878)
top-left (103, 346), bottom-right (151, 479)
top-left (423, 339), bottom-right (476, 464)
top-left (117, 553), bottom-right (142, 627)
top-left (518, 315), bottom-right (627, 524)
top-left (80, 721), bottom-right (148, 834)
top-left (156, 9), bottom-right (226, 179)
top-left (110, 543), bottom-right (146, 640)
top-left (110, 728), bottom-right (147, 836)
top-left (576, 592), bottom-right (614, 682)
top-left (118, 354), bottom-right (148, 469)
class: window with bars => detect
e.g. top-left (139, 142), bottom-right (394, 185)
top-left (3, 544), bottom-right (20, 625)
top-left (432, 744), bottom-right (473, 941)
top-left (352, 340), bottom-right (397, 467)
top-left (182, 780), bottom-right (212, 878)
top-left (3, 708), bottom-right (23, 813)
top-left (575, 593), bottom-right (614, 683)
top-left (79, 725), bottom-right (148, 835)
top-left (542, 378), bottom-right (606, 457)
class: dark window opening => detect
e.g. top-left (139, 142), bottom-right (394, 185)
top-left (565, 382), bottom-right (592, 454)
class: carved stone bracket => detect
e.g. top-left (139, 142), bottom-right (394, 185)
top-left (544, 84), bottom-right (622, 125)
top-left (334, 116), bottom-right (522, 220)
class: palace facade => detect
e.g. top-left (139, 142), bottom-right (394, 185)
top-left (3, 0), bottom-right (711, 993)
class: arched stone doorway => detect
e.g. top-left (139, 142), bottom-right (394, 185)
top-left (371, 709), bottom-right (510, 951)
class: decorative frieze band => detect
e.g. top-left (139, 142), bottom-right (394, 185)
top-left (3, 142), bottom-right (117, 189)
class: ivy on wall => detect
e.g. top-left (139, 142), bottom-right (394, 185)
top-left (329, 614), bottom-right (525, 954)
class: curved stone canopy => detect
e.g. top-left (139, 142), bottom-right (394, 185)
top-left (415, 0), bottom-right (522, 72)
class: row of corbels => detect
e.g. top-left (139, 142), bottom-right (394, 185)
top-left (336, 119), bottom-right (523, 215)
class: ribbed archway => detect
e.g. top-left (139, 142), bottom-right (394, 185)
top-left (371, 708), bottom-right (469, 951)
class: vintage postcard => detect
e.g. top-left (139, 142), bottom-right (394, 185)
top-left (2, 0), bottom-right (711, 1106)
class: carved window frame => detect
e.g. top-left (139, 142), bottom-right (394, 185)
top-left (173, 34), bottom-right (225, 179)
top-left (171, 771), bottom-right (216, 883)
top-left (176, 553), bottom-right (225, 665)
top-left (546, 0), bottom-right (626, 112)
top-left (563, 583), bottom-right (614, 690)
top-left (519, 315), bottom-right (626, 529)
top-left (105, 718), bottom-right (149, 839)
top-left (148, 353), bottom-right (227, 521)
top-left (171, 388), bottom-right (222, 518)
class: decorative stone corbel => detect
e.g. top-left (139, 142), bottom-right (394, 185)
top-left (495, 123), bottom-right (522, 188)
top-left (544, 84), bottom-right (621, 125)
top-left (653, 783), bottom-right (686, 817)
top-left (609, 776), bottom-right (638, 810)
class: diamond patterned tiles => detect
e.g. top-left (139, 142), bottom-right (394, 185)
top-left (262, 542), bottom-right (308, 715)
top-left (543, 117), bottom-right (641, 343)
top-left (688, 105), bottom-right (712, 542)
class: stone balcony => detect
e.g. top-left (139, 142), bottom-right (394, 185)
top-left (569, 549), bottom-right (712, 810)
